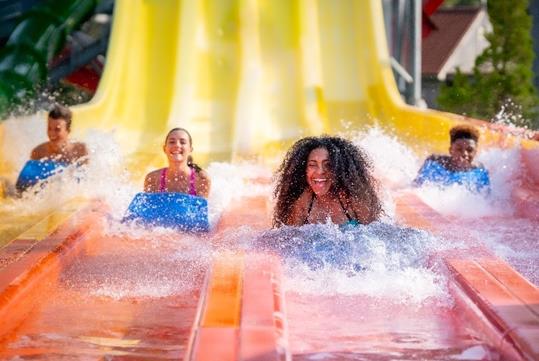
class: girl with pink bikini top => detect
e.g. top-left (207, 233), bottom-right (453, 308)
top-left (143, 128), bottom-right (211, 198)
top-left (158, 165), bottom-right (198, 195)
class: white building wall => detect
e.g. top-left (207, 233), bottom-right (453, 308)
top-left (438, 10), bottom-right (492, 81)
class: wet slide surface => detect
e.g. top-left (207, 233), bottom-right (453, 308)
top-left (1, 0), bottom-right (538, 360)
top-left (287, 295), bottom-right (495, 360)
top-left (1, 186), bottom-right (536, 360)
top-left (282, 193), bottom-right (501, 360)
top-left (0, 220), bottom-right (207, 360)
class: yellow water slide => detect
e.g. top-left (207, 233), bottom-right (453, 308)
top-left (69, 0), bottom-right (496, 162)
top-left (1, 0), bottom-right (537, 217)
top-left (2, 2), bottom-right (539, 358)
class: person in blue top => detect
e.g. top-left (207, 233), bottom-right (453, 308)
top-left (273, 136), bottom-right (382, 227)
top-left (414, 124), bottom-right (490, 192)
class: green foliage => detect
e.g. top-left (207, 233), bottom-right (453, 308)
top-left (437, 0), bottom-right (539, 128)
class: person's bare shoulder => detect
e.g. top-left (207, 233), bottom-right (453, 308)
top-left (30, 142), bottom-right (49, 160)
top-left (73, 142), bottom-right (88, 157)
top-left (288, 189), bottom-right (312, 226)
top-left (69, 142), bottom-right (89, 164)
top-left (348, 195), bottom-right (379, 225)
top-left (144, 169), bottom-right (163, 192)
top-left (197, 169), bottom-right (210, 180)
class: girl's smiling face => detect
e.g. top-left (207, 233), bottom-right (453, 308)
top-left (163, 129), bottom-right (192, 164)
top-left (306, 147), bottom-right (334, 196)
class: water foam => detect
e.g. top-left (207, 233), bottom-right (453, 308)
top-left (256, 222), bottom-right (449, 305)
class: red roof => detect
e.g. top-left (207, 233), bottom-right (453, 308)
top-left (422, 7), bottom-right (483, 76)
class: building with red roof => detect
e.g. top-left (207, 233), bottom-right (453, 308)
top-left (422, 6), bottom-right (491, 107)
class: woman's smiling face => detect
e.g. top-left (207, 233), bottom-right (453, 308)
top-left (306, 147), bottom-right (334, 196)
top-left (163, 129), bottom-right (192, 164)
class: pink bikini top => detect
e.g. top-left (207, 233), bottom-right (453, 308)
top-left (158, 167), bottom-right (197, 196)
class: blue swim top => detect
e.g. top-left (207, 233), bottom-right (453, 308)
top-left (339, 219), bottom-right (361, 231)
top-left (414, 155), bottom-right (490, 192)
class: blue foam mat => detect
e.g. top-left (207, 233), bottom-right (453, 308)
top-left (123, 192), bottom-right (209, 232)
top-left (16, 160), bottom-right (66, 192)
top-left (414, 160), bottom-right (490, 192)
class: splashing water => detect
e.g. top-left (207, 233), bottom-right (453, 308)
top-left (412, 146), bottom-right (521, 219)
top-left (2, 118), bottom-right (534, 282)
top-left (0, 114), bottom-right (138, 216)
top-left (491, 98), bottom-right (536, 135)
top-left (257, 222), bottom-right (448, 304)
top-left (352, 125), bottom-right (537, 285)
top-left (0, 118), bottom-right (531, 359)
top-left (0, 114), bottom-right (272, 224)
top-left (352, 126), bottom-right (420, 187)
top-left (0, 117), bottom-right (534, 285)
top-left (206, 161), bottom-right (272, 225)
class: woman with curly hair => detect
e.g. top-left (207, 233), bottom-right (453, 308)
top-left (273, 135), bottom-right (382, 227)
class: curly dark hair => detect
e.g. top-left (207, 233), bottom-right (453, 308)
top-left (273, 135), bottom-right (382, 227)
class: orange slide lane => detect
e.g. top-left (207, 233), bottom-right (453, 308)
top-left (395, 190), bottom-right (539, 361)
top-left (186, 195), bottom-right (289, 361)
top-left (0, 201), bottom-right (206, 359)
top-left (1, 187), bottom-right (536, 360)
top-left (0, 190), bottom-right (288, 360)
top-left (447, 258), bottom-right (539, 361)
top-left (0, 200), bottom-right (105, 341)
top-left (511, 146), bottom-right (539, 221)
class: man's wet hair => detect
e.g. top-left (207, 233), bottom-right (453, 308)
top-left (48, 104), bottom-right (73, 131)
top-left (450, 125), bottom-right (479, 144)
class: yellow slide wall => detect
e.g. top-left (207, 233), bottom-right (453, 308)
top-left (71, 0), bottom-right (475, 164)
top-left (1, 0), bottom-right (536, 183)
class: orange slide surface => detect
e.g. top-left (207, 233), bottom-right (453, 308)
top-left (0, 194), bottom-right (288, 360)
top-left (1, 0), bottom-right (538, 360)
top-left (1, 190), bottom-right (537, 360)
top-left (0, 201), bottom-right (205, 358)
top-left (396, 192), bottom-right (539, 361)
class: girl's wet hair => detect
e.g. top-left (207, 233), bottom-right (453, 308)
top-left (273, 135), bottom-right (382, 227)
top-left (165, 127), bottom-right (202, 172)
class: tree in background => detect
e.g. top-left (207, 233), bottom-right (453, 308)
top-left (437, 0), bottom-right (539, 128)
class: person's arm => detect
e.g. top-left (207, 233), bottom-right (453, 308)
top-left (144, 171), bottom-right (159, 192)
top-left (196, 170), bottom-right (211, 198)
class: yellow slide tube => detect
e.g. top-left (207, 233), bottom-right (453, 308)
top-left (1, 0), bottom-right (537, 193)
